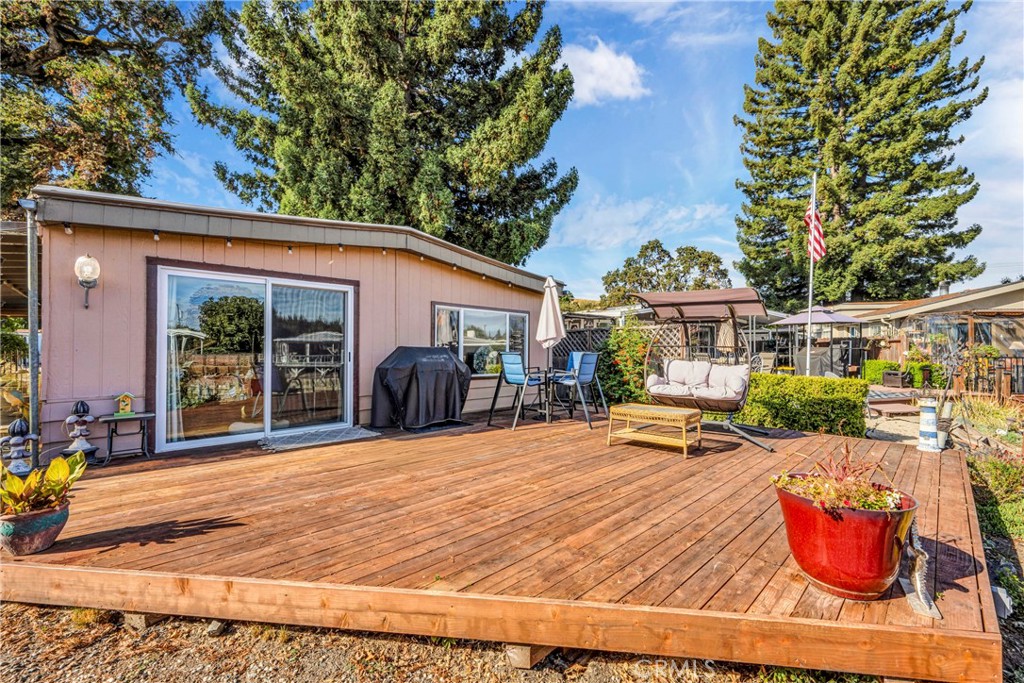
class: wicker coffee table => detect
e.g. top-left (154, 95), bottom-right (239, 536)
top-left (607, 403), bottom-right (702, 456)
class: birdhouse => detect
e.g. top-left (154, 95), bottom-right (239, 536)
top-left (115, 392), bottom-right (135, 416)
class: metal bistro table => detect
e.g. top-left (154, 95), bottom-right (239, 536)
top-left (97, 412), bottom-right (155, 466)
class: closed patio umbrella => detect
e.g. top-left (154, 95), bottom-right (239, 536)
top-left (716, 320), bottom-right (736, 359)
top-left (536, 276), bottom-right (566, 368)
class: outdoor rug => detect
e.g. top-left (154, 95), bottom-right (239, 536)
top-left (258, 425), bottom-right (381, 452)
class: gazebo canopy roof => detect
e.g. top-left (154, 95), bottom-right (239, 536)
top-left (769, 306), bottom-right (864, 327)
top-left (630, 288), bottom-right (767, 321)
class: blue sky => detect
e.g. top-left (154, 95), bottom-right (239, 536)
top-left (148, 1), bottom-right (1024, 301)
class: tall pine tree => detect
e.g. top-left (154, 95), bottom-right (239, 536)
top-left (188, 0), bottom-right (577, 266)
top-left (735, 0), bottom-right (987, 311)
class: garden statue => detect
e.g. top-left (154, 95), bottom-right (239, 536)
top-left (62, 400), bottom-right (99, 464)
top-left (0, 418), bottom-right (37, 477)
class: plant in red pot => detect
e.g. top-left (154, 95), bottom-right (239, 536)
top-left (772, 445), bottom-right (918, 600)
top-left (1, 452), bottom-right (87, 555)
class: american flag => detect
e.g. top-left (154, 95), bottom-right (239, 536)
top-left (804, 198), bottom-right (826, 263)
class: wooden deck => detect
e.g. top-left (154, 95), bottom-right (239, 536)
top-left (1, 418), bottom-right (1002, 681)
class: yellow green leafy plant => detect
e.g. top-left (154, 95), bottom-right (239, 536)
top-left (0, 452), bottom-right (87, 515)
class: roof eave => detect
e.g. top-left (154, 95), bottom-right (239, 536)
top-left (29, 185), bottom-right (553, 293)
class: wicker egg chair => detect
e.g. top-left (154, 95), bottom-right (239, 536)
top-left (632, 289), bottom-right (775, 452)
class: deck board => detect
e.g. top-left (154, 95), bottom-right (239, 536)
top-left (2, 419), bottom-right (1001, 682)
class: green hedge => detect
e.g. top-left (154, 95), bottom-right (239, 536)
top-left (904, 361), bottom-right (945, 389)
top-left (863, 359), bottom-right (899, 385)
top-left (862, 359), bottom-right (943, 388)
top-left (719, 373), bottom-right (869, 437)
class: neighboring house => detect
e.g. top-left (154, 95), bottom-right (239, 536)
top-left (563, 304), bottom-right (653, 329)
top-left (856, 280), bottom-right (1024, 355)
top-left (828, 301), bottom-right (903, 338)
top-left (17, 186), bottom-right (551, 453)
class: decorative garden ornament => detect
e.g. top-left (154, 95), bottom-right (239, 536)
top-left (0, 418), bottom-right (37, 477)
top-left (63, 400), bottom-right (99, 464)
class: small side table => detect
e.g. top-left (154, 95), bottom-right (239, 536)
top-left (607, 403), bottom-right (702, 457)
top-left (97, 412), bottom-right (155, 466)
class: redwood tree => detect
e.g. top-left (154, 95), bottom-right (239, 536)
top-left (735, 0), bottom-right (987, 311)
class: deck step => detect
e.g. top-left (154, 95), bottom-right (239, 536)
top-left (870, 403), bottom-right (920, 417)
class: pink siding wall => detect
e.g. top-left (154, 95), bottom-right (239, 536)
top-left (40, 225), bottom-right (545, 451)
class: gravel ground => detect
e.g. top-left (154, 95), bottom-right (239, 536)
top-left (0, 603), bottom-right (782, 683)
top-left (864, 414), bottom-right (919, 445)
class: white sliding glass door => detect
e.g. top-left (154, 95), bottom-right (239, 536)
top-left (156, 267), bottom-right (353, 452)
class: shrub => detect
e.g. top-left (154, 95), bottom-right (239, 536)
top-left (725, 373), bottom-right (869, 437)
top-left (863, 359), bottom-right (899, 385)
top-left (596, 320), bottom-right (652, 404)
top-left (904, 361), bottom-right (945, 389)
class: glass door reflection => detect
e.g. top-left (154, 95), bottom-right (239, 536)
top-left (269, 284), bottom-right (348, 431)
top-left (164, 273), bottom-right (265, 444)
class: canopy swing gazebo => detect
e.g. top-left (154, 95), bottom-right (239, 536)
top-left (630, 288), bottom-right (775, 451)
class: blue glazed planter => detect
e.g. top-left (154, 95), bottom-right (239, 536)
top-left (0, 502), bottom-right (70, 555)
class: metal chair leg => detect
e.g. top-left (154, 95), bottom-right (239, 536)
top-left (575, 379), bottom-right (592, 429)
top-left (595, 375), bottom-right (608, 414)
top-left (511, 385), bottom-right (526, 431)
top-left (487, 377), bottom-right (503, 426)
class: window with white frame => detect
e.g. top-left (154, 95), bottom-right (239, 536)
top-left (434, 305), bottom-right (528, 375)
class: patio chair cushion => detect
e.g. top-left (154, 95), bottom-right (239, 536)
top-left (665, 360), bottom-right (711, 388)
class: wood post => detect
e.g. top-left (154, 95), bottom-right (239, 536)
top-left (505, 644), bottom-right (556, 669)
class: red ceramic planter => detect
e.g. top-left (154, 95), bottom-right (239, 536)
top-left (775, 475), bottom-right (918, 600)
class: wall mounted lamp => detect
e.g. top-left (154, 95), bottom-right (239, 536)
top-left (152, 230), bottom-right (160, 241)
top-left (63, 222), bottom-right (73, 235)
top-left (74, 254), bottom-right (100, 308)
top-left (226, 237), bottom-right (233, 248)
top-left (338, 244), bottom-right (344, 252)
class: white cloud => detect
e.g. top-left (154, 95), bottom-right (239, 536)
top-left (666, 4), bottom-right (759, 50)
top-left (175, 150), bottom-right (208, 179)
top-left (559, 1), bottom-right (689, 26)
top-left (668, 28), bottom-right (752, 49)
top-left (548, 193), bottom-right (730, 249)
top-left (562, 38), bottom-right (651, 107)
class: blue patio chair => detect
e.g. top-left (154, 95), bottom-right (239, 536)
top-left (550, 351), bottom-right (607, 429)
top-left (487, 352), bottom-right (546, 431)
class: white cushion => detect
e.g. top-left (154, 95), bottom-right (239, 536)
top-left (691, 386), bottom-right (738, 399)
top-left (646, 374), bottom-right (667, 389)
top-left (649, 383), bottom-right (693, 397)
top-left (709, 364), bottom-right (749, 394)
top-left (665, 360), bottom-right (711, 388)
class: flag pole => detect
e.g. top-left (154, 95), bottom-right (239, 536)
top-left (805, 172), bottom-right (816, 376)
